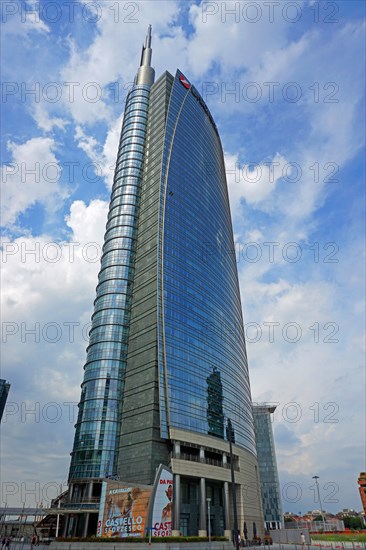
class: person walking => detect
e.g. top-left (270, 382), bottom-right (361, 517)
top-left (1, 537), bottom-right (6, 550)
top-left (5, 537), bottom-right (11, 550)
top-left (300, 533), bottom-right (306, 547)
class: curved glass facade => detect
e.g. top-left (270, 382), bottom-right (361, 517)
top-left (158, 71), bottom-right (256, 454)
top-left (66, 31), bottom-right (264, 538)
top-left (69, 84), bottom-right (151, 481)
top-left (69, 68), bottom-right (257, 484)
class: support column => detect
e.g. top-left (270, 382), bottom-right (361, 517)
top-left (174, 441), bottom-right (181, 458)
top-left (199, 447), bottom-right (205, 462)
top-left (63, 485), bottom-right (74, 537)
top-left (83, 514), bottom-right (90, 538)
top-left (224, 481), bottom-right (231, 540)
top-left (198, 477), bottom-right (207, 537)
top-left (172, 474), bottom-right (181, 536)
top-left (82, 482), bottom-right (93, 537)
top-left (62, 516), bottom-right (68, 538)
top-left (69, 515), bottom-right (77, 537)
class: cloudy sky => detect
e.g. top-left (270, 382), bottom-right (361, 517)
top-left (1, 0), bottom-right (365, 514)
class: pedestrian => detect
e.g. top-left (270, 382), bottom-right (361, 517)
top-left (5, 537), bottom-right (11, 550)
top-left (1, 537), bottom-right (6, 550)
top-left (31, 534), bottom-right (37, 548)
top-left (300, 533), bottom-right (306, 547)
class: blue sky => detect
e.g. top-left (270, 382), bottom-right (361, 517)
top-left (1, 0), bottom-right (365, 514)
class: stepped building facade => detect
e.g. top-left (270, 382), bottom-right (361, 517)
top-left (65, 27), bottom-right (264, 540)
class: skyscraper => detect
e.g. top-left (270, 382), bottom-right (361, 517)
top-left (252, 404), bottom-right (283, 530)
top-left (65, 27), bottom-right (264, 539)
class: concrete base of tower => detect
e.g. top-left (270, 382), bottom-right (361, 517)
top-left (63, 427), bottom-right (264, 540)
top-left (62, 480), bottom-right (102, 538)
top-left (169, 427), bottom-right (265, 540)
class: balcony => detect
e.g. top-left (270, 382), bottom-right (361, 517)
top-left (62, 496), bottom-right (100, 511)
top-left (171, 451), bottom-right (239, 471)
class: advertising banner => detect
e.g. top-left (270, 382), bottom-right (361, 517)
top-left (150, 465), bottom-right (173, 537)
top-left (97, 465), bottom-right (174, 539)
top-left (97, 480), bottom-right (152, 538)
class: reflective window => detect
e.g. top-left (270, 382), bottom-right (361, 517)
top-left (157, 71), bottom-right (257, 454)
top-left (69, 84), bottom-right (150, 481)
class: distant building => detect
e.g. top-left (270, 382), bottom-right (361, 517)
top-left (357, 474), bottom-right (366, 516)
top-left (337, 508), bottom-right (363, 518)
top-left (0, 379), bottom-right (10, 421)
top-left (0, 516), bottom-right (34, 540)
top-left (253, 404), bottom-right (283, 530)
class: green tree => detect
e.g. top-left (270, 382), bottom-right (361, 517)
top-left (343, 516), bottom-right (363, 530)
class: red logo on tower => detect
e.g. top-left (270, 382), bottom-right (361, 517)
top-left (179, 74), bottom-right (191, 89)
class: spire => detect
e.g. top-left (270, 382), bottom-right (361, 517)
top-left (145, 24), bottom-right (152, 48)
top-left (136, 25), bottom-right (155, 86)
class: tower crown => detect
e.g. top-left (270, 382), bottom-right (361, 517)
top-left (136, 25), bottom-right (155, 86)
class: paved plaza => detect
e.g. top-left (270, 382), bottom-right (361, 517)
top-left (5, 542), bottom-right (366, 550)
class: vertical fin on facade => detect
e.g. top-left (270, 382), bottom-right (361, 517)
top-left (136, 25), bottom-right (155, 86)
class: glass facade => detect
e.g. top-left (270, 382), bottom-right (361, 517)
top-left (68, 84), bottom-right (151, 481)
top-left (66, 30), bottom-right (265, 539)
top-left (116, 71), bottom-right (174, 484)
top-left (253, 405), bottom-right (283, 529)
top-left (158, 71), bottom-right (257, 454)
top-left (69, 42), bottom-right (257, 486)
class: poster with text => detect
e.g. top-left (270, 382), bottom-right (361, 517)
top-left (97, 481), bottom-right (152, 538)
top-left (150, 465), bottom-right (173, 537)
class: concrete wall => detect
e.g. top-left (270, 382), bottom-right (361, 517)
top-left (270, 529), bottom-right (310, 544)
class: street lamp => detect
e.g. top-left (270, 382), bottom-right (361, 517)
top-left (312, 476), bottom-right (326, 532)
top-left (227, 418), bottom-right (240, 550)
top-left (207, 498), bottom-right (212, 550)
top-left (297, 512), bottom-right (302, 530)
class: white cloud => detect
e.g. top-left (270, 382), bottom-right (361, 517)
top-left (1, 0), bottom-right (365, 513)
top-left (32, 103), bottom-right (68, 133)
top-left (198, 20), bottom-right (365, 233)
top-left (1, 199), bottom-right (108, 322)
top-left (245, 22), bottom-right (364, 223)
top-left (2, 0), bottom-right (50, 37)
top-left (240, 269), bottom-right (364, 492)
top-left (226, 151), bottom-right (288, 209)
top-left (59, 1), bottom-right (181, 124)
top-left (246, 229), bottom-right (263, 242)
top-left (1, 137), bottom-right (68, 227)
top-left (1, 198), bottom-right (109, 505)
top-left (65, 198), bottom-right (108, 242)
top-left (187, 1), bottom-right (291, 76)
top-left (75, 115), bottom-right (122, 189)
